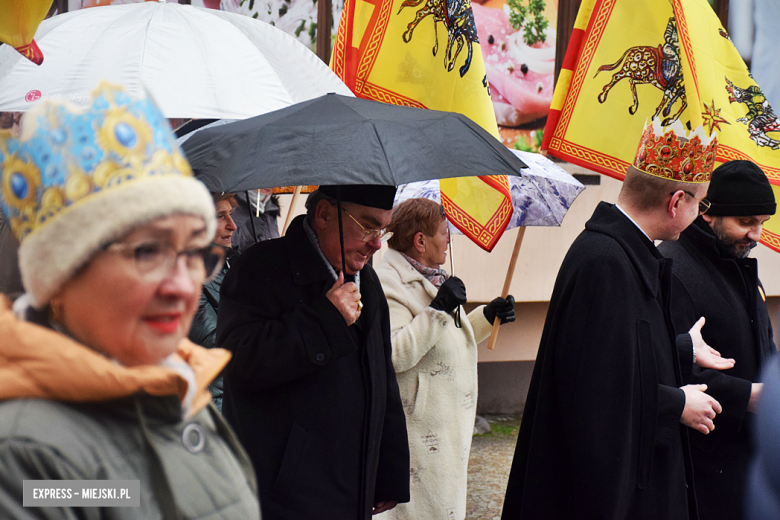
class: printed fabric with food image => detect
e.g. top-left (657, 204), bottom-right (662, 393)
top-left (472, 0), bottom-right (556, 149)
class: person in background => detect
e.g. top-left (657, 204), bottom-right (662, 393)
top-left (501, 120), bottom-right (735, 520)
top-left (188, 192), bottom-right (241, 412)
top-left (376, 198), bottom-right (514, 520)
top-left (0, 83), bottom-right (259, 519)
top-left (232, 188), bottom-right (281, 251)
top-left (0, 209), bottom-right (23, 299)
top-left (217, 185), bottom-right (410, 520)
top-left (0, 113), bottom-right (23, 299)
top-left (659, 160), bottom-right (776, 520)
top-left (747, 353), bottom-right (780, 519)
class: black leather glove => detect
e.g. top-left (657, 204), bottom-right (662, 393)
top-left (430, 276), bottom-right (467, 314)
top-left (484, 295), bottom-right (516, 325)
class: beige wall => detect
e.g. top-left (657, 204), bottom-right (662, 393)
top-left (277, 163), bottom-right (780, 364)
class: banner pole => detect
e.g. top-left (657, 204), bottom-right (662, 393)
top-left (487, 226), bottom-right (526, 350)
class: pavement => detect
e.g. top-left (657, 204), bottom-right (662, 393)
top-left (466, 415), bottom-right (521, 520)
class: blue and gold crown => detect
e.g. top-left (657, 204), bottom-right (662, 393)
top-left (1, 82), bottom-right (192, 242)
top-left (0, 82), bottom-right (215, 308)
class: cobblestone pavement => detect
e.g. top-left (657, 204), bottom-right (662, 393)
top-left (466, 415), bottom-right (521, 520)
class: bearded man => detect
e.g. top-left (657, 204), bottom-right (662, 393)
top-left (217, 185), bottom-right (410, 520)
top-left (659, 160), bottom-right (777, 520)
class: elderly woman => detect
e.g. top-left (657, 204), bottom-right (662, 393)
top-left (189, 192), bottom-right (240, 411)
top-left (0, 84), bottom-right (259, 519)
top-left (376, 198), bottom-right (515, 520)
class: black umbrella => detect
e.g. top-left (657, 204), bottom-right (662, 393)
top-left (180, 93), bottom-right (526, 193)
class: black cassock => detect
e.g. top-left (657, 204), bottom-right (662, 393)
top-left (660, 217), bottom-right (776, 520)
top-left (502, 202), bottom-right (697, 520)
top-left (217, 215), bottom-right (410, 520)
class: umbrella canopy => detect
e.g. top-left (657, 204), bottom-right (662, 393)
top-left (181, 93), bottom-right (527, 192)
top-left (395, 149), bottom-right (585, 228)
top-left (0, 1), bottom-right (352, 118)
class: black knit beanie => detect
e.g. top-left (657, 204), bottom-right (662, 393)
top-left (705, 160), bottom-right (776, 216)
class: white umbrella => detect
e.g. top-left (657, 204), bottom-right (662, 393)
top-left (0, 0), bottom-right (352, 118)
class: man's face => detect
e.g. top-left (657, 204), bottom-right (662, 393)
top-left (316, 201), bottom-right (393, 275)
top-left (703, 214), bottom-right (772, 258)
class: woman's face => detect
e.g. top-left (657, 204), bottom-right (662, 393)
top-left (52, 215), bottom-right (209, 367)
top-left (214, 199), bottom-right (237, 247)
top-left (421, 218), bottom-right (450, 268)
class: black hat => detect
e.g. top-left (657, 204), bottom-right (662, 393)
top-left (706, 161), bottom-right (776, 216)
top-left (318, 185), bottom-right (397, 210)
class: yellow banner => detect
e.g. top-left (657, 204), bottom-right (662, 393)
top-left (543, 0), bottom-right (780, 252)
top-left (331, 0), bottom-right (513, 252)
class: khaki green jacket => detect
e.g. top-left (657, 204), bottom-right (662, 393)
top-left (0, 296), bottom-right (260, 520)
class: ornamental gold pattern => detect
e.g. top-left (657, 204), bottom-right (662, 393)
top-left (632, 118), bottom-right (718, 183)
top-left (0, 82), bottom-right (193, 242)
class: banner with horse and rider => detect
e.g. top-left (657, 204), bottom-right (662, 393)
top-left (543, 0), bottom-right (780, 252)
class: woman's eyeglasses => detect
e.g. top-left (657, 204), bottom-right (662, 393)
top-left (105, 241), bottom-right (225, 283)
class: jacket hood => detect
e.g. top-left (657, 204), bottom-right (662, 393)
top-left (0, 295), bottom-right (229, 416)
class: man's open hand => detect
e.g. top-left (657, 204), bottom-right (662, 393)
top-left (689, 317), bottom-right (735, 370)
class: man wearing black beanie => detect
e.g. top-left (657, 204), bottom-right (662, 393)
top-left (659, 160), bottom-right (777, 520)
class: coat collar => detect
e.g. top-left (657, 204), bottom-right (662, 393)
top-left (286, 215), bottom-right (338, 286)
top-left (680, 216), bottom-right (758, 268)
top-left (585, 202), bottom-right (667, 297)
top-left (381, 248), bottom-right (439, 300)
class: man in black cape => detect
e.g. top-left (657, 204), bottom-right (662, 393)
top-left (659, 160), bottom-right (777, 520)
top-left (217, 185), bottom-right (410, 520)
top-left (501, 120), bottom-right (735, 520)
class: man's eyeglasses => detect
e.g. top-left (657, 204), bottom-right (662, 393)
top-left (673, 190), bottom-right (711, 215)
top-left (105, 241), bottom-right (225, 283)
top-left (342, 207), bottom-right (392, 243)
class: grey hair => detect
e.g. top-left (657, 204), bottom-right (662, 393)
top-left (305, 189), bottom-right (338, 223)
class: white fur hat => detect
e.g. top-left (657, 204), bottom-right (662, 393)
top-left (0, 82), bottom-right (215, 308)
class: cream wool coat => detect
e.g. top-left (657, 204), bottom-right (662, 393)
top-left (376, 248), bottom-right (492, 520)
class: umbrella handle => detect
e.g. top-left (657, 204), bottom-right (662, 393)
top-left (486, 226), bottom-right (526, 350)
top-left (336, 187), bottom-right (346, 276)
top-left (282, 186), bottom-right (303, 237)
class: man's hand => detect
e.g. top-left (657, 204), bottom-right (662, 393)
top-left (689, 317), bottom-right (735, 370)
top-left (373, 501), bottom-right (398, 515)
top-left (326, 272), bottom-right (361, 326)
top-left (748, 382), bottom-right (763, 414)
top-left (680, 384), bottom-right (722, 435)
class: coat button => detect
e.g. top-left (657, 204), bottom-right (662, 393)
top-left (316, 353), bottom-right (325, 362)
top-left (182, 423), bottom-right (206, 454)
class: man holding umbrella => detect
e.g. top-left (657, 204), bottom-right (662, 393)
top-left (216, 185), bottom-right (410, 520)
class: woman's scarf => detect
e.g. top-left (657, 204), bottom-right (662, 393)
top-left (400, 251), bottom-right (449, 288)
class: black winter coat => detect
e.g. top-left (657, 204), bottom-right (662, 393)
top-left (232, 194), bottom-right (281, 252)
top-left (188, 246), bottom-right (241, 411)
top-left (659, 218), bottom-right (776, 520)
top-left (502, 202), bottom-right (697, 520)
top-left (217, 216), bottom-right (410, 520)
